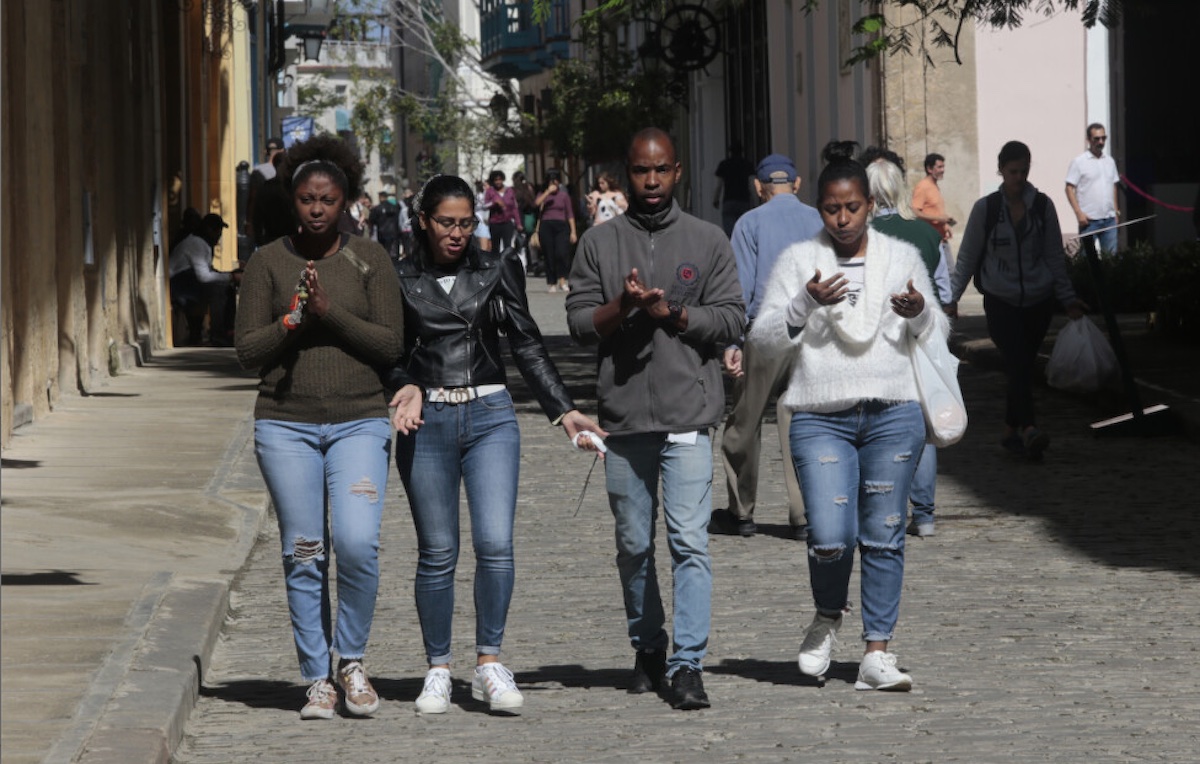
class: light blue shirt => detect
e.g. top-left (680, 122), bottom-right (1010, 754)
top-left (731, 193), bottom-right (824, 324)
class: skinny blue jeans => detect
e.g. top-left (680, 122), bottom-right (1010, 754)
top-left (394, 390), bottom-right (520, 665)
top-left (604, 432), bottom-right (713, 675)
top-left (254, 417), bottom-right (392, 682)
top-left (789, 401), bottom-right (925, 643)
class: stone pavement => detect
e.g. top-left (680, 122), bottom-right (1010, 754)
top-left (3, 282), bottom-right (1197, 764)
top-left (170, 287), bottom-right (1200, 763)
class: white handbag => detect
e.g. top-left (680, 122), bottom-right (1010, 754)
top-left (910, 332), bottom-right (967, 447)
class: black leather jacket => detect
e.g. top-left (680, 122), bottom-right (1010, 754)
top-left (385, 246), bottom-right (575, 422)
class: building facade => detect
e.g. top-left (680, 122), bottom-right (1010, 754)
top-left (1, 0), bottom-right (261, 446)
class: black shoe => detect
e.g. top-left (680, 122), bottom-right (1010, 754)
top-left (628, 650), bottom-right (666, 694)
top-left (669, 667), bottom-right (710, 710)
top-left (789, 524), bottom-right (809, 541)
top-left (708, 508), bottom-right (756, 537)
top-left (1000, 434), bottom-right (1026, 457)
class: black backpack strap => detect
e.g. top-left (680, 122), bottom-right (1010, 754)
top-left (983, 191), bottom-right (1002, 243)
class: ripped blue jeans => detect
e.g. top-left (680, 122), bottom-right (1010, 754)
top-left (789, 401), bottom-right (924, 643)
top-left (254, 417), bottom-right (392, 681)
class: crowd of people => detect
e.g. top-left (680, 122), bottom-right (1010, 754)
top-left (196, 120), bottom-right (1098, 719)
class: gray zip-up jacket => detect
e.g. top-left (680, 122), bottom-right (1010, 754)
top-left (951, 182), bottom-right (1077, 308)
top-left (566, 200), bottom-right (745, 435)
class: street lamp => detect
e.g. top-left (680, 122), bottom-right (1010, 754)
top-left (301, 31), bottom-right (324, 62)
top-left (284, 24), bottom-right (328, 63)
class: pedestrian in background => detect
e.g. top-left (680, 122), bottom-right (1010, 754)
top-left (249, 150), bottom-right (295, 249)
top-left (368, 191), bottom-right (402, 260)
top-left (169, 212), bottom-right (239, 346)
top-left (711, 152), bottom-right (821, 541)
top-left (1065, 123), bottom-right (1121, 255)
top-left (912, 153), bottom-right (957, 264)
top-left (399, 188), bottom-right (416, 258)
top-left (513, 171), bottom-right (539, 273)
top-left (234, 134), bottom-right (404, 720)
top-left (864, 150), bottom-right (952, 538)
top-left (535, 169), bottom-right (577, 292)
top-left (386, 174), bottom-right (604, 715)
top-left (484, 169), bottom-right (522, 253)
top-left (586, 172), bottom-right (628, 227)
top-left (949, 140), bottom-right (1087, 460)
top-left (752, 141), bottom-right (949, 692)
top-left (712, 141), bottom-right (756, 236)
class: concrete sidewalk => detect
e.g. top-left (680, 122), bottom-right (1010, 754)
top-left (1, 348), bottom-right (268, 764)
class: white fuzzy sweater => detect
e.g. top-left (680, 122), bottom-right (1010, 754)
top-left (750, 231), bottom-right (950, 413)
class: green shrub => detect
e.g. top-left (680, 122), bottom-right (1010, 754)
top-left (1068, 241), bottom-right (1200, 340)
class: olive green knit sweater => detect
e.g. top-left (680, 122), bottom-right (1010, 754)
top-left (235, 236), bottom-right (404, 423)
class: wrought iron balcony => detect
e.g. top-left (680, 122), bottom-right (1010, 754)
top-left (480, 0), bottom-right (570, 80)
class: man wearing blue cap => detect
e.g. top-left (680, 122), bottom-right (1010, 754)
top-left (711, 153), bottom-right (823, 539)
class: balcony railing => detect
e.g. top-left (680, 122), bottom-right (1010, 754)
top-left (320, 39), bottom-right (391, 70)
top-left (480, 0), bottom-right (570, 80)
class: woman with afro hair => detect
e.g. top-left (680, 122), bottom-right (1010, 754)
top-left (235, 134), bottom-right (405, 719)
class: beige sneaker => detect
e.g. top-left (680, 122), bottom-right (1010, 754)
top-left (337, 660), bottom-right (380, 716)
top-left (300, 678), bottom-right (337, 720)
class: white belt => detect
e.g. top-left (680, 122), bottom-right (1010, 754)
top-left (425, 384), bottom-right (506, 404)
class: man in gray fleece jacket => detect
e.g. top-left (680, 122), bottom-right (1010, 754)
top-left (566, 128), bottom-right (744, 711)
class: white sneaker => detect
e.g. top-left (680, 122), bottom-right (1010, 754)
top-left (855, 651), bottom-right (913, 691)
top-left (471, 662), bottom-right (524, 712)
top-left (415, 667), bottom-right (452, 714)
top-left (797, 612), bottom-right (843, 677)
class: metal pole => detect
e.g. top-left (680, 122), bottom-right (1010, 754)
top-left (1080, 235), bottom-right (1146, 431)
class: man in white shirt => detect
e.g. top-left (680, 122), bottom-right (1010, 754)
top-left (1065, 123), bottom-right (1121, 255)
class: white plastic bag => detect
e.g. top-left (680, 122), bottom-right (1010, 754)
top-left (1046, 318), bottom-right (1118, 393)
top-left (910, 333), bottom-right (968, 447)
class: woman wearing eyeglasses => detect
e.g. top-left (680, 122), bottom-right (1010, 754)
top-left (385, 175), bottom-right (605, 715)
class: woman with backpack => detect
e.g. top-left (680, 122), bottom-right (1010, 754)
top-left (947, 140), bottom-right (1087, 461)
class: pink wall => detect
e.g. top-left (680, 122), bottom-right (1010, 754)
top-left (975, 15), bottom-right (1087, 236)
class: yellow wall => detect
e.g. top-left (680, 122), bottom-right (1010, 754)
top-left (1, 0), bottom-right (256, 447)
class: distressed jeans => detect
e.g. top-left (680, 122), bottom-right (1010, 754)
top-left (394, 390), bottom-right (520, 665)
top-left (789, 401), bottom-right (925, 642)
top-left (254, 417), bottom-right (392, 681)
top-left (604, 432), bottom-right (713, 675)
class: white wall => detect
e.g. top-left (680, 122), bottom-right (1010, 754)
top-left (975, 14), bottom-right (1087, 236)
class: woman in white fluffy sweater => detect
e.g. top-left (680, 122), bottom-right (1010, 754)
top-left (750, 142), bottom-right (950, 692)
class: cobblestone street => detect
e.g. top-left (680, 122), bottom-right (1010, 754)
top-left (173, 292), bottom-right (1200, 763)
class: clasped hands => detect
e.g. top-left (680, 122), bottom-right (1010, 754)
top-left (620, 267), bottom-right (671, 321)
top-left (302, 261), bottom-right (330, 318)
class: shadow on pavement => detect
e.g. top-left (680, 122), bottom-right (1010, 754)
top-left (937, 361), bottom-right (1200, 577)
top-left (517, 664), bottom-right (635, 691)
top-left (199, 679), bottom-right (300, 712)
top-left (707, 658), bottom-right (831, 687)
top-left (0, 571), bottom-right (96, 586)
